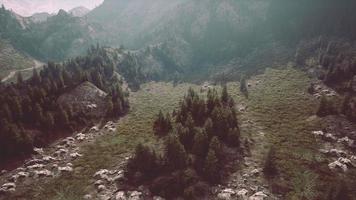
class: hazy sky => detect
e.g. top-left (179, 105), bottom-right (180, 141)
top-left (0, 0), bottom-right (104, 16)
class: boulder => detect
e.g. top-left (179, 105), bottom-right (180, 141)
top-left (94, 169), bottom-right (109, 179)
top-left (328, 160), bottom-right (348, 172)
top-left (34, 170), bottom-right (53, 177)
top-left (70, 152), bottom-right (83, 159)
top-left (76, 133), bottom-right (86, 141)
top-left (33, 147), bottom-right (44, 155)
top-left (1, 169), bottom-right (8, 175)
top-left (329, 149), bottom-right (347, 157)
top-left (54, 148), bottom-right (69, 157)
top-left (153, 196), bottom-right (165, 200)
top-left (324, 133), bottom-right (337, 141)
top-left (237, 189), bottom-right (249, 200)
top-left (83, 194), bottom-right (92, 199)
top-left (97, 184), bottom-right (106, 192)
top-left (338, 158), bottom-right (353, 167)
top-left (57, 82), bottom-right (108, 118)
top-left (337, 137), bottom-right (354, 147)
top-left (0, 182), bottom-right (16, 193)
top-left (58, 166), bottom-right (73, 173)
top-left (90, 126), bottom-right (99, 132)
top-left (129, 191), bottom-right (142, 200)
top-left (115, 191), bottom-right (127, 200)
top-left (17, 171), bottom-right (30, 178)
top-left (217, 188), bottom-right (235, 200)
top-left (43, 156), bottom-right (56, 163)
top-left (250, 169), bottom-right (260, 176)
top-left (27, 164), bottom-right (45, 170)
top-left (312, 131), bottom-right (324, 136)
top-left (249, 191), bottom-right (268, 200)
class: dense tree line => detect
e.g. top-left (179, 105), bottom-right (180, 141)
top-left (125, 86), bottom-right (241, 199)
top-left (0, 45), bottom-right (129, 161)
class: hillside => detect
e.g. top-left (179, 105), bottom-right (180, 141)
top-left (0, 40), bottom-right (35, 80)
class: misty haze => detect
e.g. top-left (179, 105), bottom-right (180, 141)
top-left (0, 0), bottom-right (356, 200)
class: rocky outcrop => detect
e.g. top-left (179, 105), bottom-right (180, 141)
top-left (57, 82), bottom-right (109, 118)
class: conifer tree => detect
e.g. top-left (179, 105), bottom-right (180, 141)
top-left (17, 72), bottom-right (23, 84)
top-left (204, 148), bottom-right (220, 183)
top-left (263, 147), bottom-right (278, 178)
top-left (221, 85), bottom-right (229, 104)
top-left (240, 75), bottom-right (248, 98)
top-left (165, 136), bottom-right (188, 170)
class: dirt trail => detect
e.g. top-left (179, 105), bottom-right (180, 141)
top-left (1, 59), bottom-right (44, 83)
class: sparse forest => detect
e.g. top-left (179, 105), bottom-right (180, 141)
top-left (125, 86), bottom-right (242, 199)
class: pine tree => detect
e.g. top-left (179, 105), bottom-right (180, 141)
top-left (209, 136), bottom-right (223, 160)
top-left (221, 85), bottom-right (229, 104)
top-left (165, 136), bottom-right (187, 170)
top-left (17, 72), bottom-right (23, 84)
top-left (204, 148), bottom-right (220, 183)
top-left (263, 147), bottom-right (278, 178)
top-left (192, 129), bottom-right (209, 158)
top-left (316, 95), bottom-right (336, 117)
top-left (32, 68), bottom-right (41, 85)
top-left (227, 128), bottom-right (240, 147)
top-left (240, 75), bottom-right (248, 98)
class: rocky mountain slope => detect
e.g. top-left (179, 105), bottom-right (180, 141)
top-left (0, 39), bottom-right (35, 80)
top-left (69, 6), bottom-right (90, 17)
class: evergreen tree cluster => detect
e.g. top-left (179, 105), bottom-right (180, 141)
top-left (125, 86), bottom-right (241, 199)
top-left (0, 45), bottom-right (129, 161)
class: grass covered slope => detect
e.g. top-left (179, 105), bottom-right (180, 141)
top-left (8, 82), bottom-right (199, 200)
top-left (0, 40), bottom-right (34, 80)
top-left (5, 68), bottom-right (356, 199)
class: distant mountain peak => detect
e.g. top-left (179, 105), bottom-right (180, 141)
top-left (69, 6), bottom-right (90, 17)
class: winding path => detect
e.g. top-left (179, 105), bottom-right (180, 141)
top-left (1, 60), bottom-right (44, 83)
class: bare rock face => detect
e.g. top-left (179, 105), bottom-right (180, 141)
top-left (57, 82), bottom-right (109, 118)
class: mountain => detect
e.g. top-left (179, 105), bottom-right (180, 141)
top-left (69, 6), bottom-right (90, 17)
top-left (29, 12), bottom-right (51, 23)
top-left (0, 39), bottom-right (34, 80)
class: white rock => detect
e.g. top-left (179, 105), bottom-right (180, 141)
top-left (249, 191), bottom-right (268, 200)
top-left (70, 152), bottom-right (83, 159)
top-left (0, 182), bottom-right (16, 193)
top-left (33, 147), bottom-right (44, 155)
top-left (328, 160), bottom-right (348, 172)
top-left (329, 149), bottom-right (347, 157)
top-left (34, 170), bottom-right (53, 177)
top-left (250, 169), bottom-right (260, 176)
top-left (54, 148), bottom-right (69, 157)
top-left (97, 184), bottom-right (106, 192)
top-left (90, 126), bottom-right (99, 132)
top-left (58, 166), bottom-right (73, 173)
top-left (27, 164), bottom-right (45, 170)
top-left (237, 189), bottom-right (249, 200)
top-left (324, 133), bottom-right (337, 141)
top-left (108, 127), bottom-right (117, 132)
top-left (94, 169), bottom-right (109, 178)
top-left (338, 158), bottom-right (353, 167)
top-left (312, 131), bottom-right (324, 136)
top-left (153, 196), bottom-right (165, 200)
top-left (115, 191), bottom-right (127, 200)
top-left (94, 180), bottom-right (104, 186)
top-left (43, 156), bottom-right (56, 162)
top-left (338, 137), bottom-right (354, 147)
top-left (217, 188), bottom-right (235, 200)
top-left (17, 171), bottom-right (30, 178)
top-left (129, 191), bottom-right (142, 200)
top-left (76, 133), bottom-right (86, 141)
top-left (83, 194), bottom-right (92, 199)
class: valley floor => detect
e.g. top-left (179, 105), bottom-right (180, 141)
top-left (1, 67), bottom-right (356, 200)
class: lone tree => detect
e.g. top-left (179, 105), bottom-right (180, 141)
top-left (316, 95), bottom-right (336, 117)
top-left (263, 147), bottom-right (278, 178)
top-left (240, 75), bottom-right (248, 98)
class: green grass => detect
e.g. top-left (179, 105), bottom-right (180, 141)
top-left (8, 82), bottom-right (199, 200)
top-left (0, 40), bottom-right (34, 79)
top-left (6, 68), bottom-right (356, 200)
top-left (239, 67), bottom-right (356, 199)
